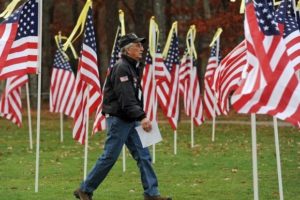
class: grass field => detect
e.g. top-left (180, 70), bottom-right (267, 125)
top-left (0, 111), bottom-right (299, 200)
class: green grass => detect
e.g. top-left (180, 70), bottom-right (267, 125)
top-left (0, 112), bottom-right (299, 200)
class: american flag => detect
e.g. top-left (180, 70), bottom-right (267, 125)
top-left (49, 42), bottom-right (76, 117)
top-left (0, 4), bottom-right (22, 68)
top-left (179, 52), bottom-right (204, 126)
top-left (275, 0), bottom-right (300, 71)
top-left (154, 45), bottom-right (171, 116)
top-left (142, 49), bottom-right (158, 121)
top-left (0, 0), bottom-right (38, 79)
top-left (231, 0), bottom-right (300, 127)
top-left (0, 74), bottom-right (28, 127)
top-left (72, 8), bottom-right (103, 144)
top-left (203, 40), bottom-right (222, 119)
top-left (163, 31), bottom-right (180, 130)
top-left (212, 40), bottom-right (247, 114)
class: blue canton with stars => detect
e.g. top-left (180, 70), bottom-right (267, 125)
top-left (251, 0), bottom-right (280, 35)
top-left (53, 43), bottom-right (73, 72)
top-left (82, 8), bottom-right (97, 53)
top-left (15, 0), bottom-right (38, 40)
top-left (164, 32), bottom-right (179, 72)
top-left (275, 0), bottom-right (299, 38)
top-left (145, 44), bottom-right (162, 64)
top-left (210, 41), bottom-right (222, 63)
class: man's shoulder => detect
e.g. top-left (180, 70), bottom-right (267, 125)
top-left (113, 58), bottom-right (130, 75)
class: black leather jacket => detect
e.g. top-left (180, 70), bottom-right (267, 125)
top-left (102, 54), bottom-right (146, 122)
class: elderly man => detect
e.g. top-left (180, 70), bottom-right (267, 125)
top-left (74, 33), bottom-right (172, 200)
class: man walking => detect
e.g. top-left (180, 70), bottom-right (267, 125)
top-left (74, 33), bottom-right (172, 200)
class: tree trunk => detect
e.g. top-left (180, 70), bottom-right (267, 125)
top-left (41, 0), bottom-right (54, 100)
top-left (154, 0), bottom-right (166, 44)
top-left (203, 0), bottom-right (211, 19)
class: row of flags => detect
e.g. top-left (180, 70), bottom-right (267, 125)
top-left (2, 0), bottom-right (300, 145)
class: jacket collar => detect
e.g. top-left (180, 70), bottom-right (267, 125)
top-left (122, 54), bottom-right (139, 67)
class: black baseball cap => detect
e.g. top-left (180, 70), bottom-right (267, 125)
top-left (118, 33), bottom-right (146, 48)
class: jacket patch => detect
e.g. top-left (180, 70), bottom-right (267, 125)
top-left (120, 76), bottom-right (129, 82)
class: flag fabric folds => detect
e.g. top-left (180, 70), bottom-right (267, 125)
top-left (203, 40), bottom-right (222, 119)
top-left (0, 0), bottom-right (38, 79)
top-left (179, 53), bottom-right (204, 126)
top-left (72, 8), bottom-right (103, 144)
top-left (275, 0), bottom-right (300, 71)
top-left (212, 40), bottom-right (247, 114)
top-left (0, 5), bottom-right (21, 69)
top-left (163, 31), bottom-right (180, 130)
top-left (142, 49), bottom-right (158, 121)
top-left (0, 74), bottom-right (28, 127)
top-left (49, 42), bottom-right (76, 117)
top-left (231, 0), bottom-right (300, 127)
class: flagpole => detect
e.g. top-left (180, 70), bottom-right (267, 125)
top-left (84, 89), bottom-right (90, 180)
top-left (35, 0), bottom-right (43, 193)
top-left (273, 117), bottom-right (284, 200)
top-left (58, 31), bottom-right (64, 143)
top-left (60, 112), bottom-right (64, 142)
top-left (251, 114), bottom-right (259, 200)
top-left (211, 37), bottom-right (220, 142)
top-left (151, 18), bottom-right (157, 164)
top-left (190, 57), bottom-right (194, 148)
top-left (26, 82), bottom-right (33, 150)
top-left (174, 130), bottom-right (177, 155)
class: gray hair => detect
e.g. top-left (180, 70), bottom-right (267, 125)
top-left (120, 42), bottom-right (135, 55)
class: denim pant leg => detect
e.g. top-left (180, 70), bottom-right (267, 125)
top-left (80, 116), bottom-right (132, 194)
top-left (125, 122), bottom-right (160, 196)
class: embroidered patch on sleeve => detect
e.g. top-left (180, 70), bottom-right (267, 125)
top-left (120, 76), bottom-right (129, 82)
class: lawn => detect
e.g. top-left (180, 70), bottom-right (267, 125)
top-left (0, 111), bottom-right (299, 200)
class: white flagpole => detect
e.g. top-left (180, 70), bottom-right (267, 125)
top-left (60, 112), bottom-right (64, 142)
top-left (25, 82), bottom-right (33, 150)
top-left (190, 56), bottom-right (194, 148)
top-left (35, 0), bottom-right (43, 193)
top-left (174, 130), bottom-right (177, 155)
top-left (251, 114), bottom-right (259, 200)
top-left (273, 117), bottom-right (284, 200)
top-left (122, 145), bottom-right (126, 172)
top-left (83, 90), bottom-right (90, 180)
top-left (151, 23), bottom-right (157, 164)
top-left (58, 31), bottom-right (64, 143)
top-left (212, 37), bottom-right (220, 142)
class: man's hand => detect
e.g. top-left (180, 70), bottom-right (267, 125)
top-left (141, 118), bottom-right (152, 132)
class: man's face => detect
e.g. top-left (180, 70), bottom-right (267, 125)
top-left (126, 42), bottom-right (144, 61)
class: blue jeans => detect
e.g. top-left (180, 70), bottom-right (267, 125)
top-left (80, 116), bottom-right (160, 197)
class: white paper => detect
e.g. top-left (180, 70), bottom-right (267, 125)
top-left (135, 121), bottom-right (162, 148)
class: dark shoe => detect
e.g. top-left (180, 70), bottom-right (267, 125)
top-left (74, 188), bottom-right (92, 200)
top-left (144, 194), bottom-right (172, 200)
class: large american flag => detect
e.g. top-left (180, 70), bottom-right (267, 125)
top-left (0, 74), bottom-right (28, 127)
top-left (203, 40), bottom-right (222, 119)
top-left (179, 52), bottom-right (204, 126)
top-left (212, 40), bottom-right (247, 114)
top-left (49, 42), bottom-right (76, 117)
top-left (275, 0), bottom-right (300, 71)
top-left (163, 31), bottom-right (180, 130)
top-left (0, 0), bottom-right (38, 79)
top-left (72, 8), bottom-right (103, 144)
top-left (231, 0), bottom-right (300, 127)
